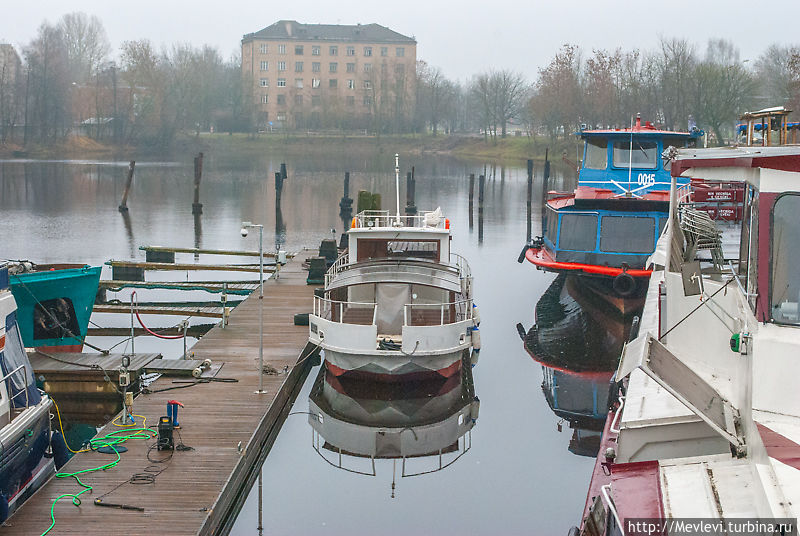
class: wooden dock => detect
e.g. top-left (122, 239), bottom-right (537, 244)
top-left (93, 303), bottom-right (227, 318)
top-left (4, 251), bottom-right (319, 535)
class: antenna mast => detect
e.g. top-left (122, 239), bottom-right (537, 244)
top-left (627, 115), bottom-right (635, 196)
top-left (395, 153), bottom-right (401, 225)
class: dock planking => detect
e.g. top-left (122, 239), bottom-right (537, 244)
top-left (4, 251), bottom-right (319, 535)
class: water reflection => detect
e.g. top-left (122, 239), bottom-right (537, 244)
top-left (307, 358), bottom-right (478, 496)
top-left (520, 274), bottom-right (641, 457)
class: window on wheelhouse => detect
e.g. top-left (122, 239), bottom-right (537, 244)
top-left (558, 213), bottom-right (597, 251)
top-left (612, 140), bottom-right (657, 169)
top-left (600, 216), bottom-right (655, 254)
top-left (545, 206), bottom-right (558, 245)
top-left (770, 194), bottom-right (800, 325)
top-left (584, 137), bottom-right (607, 169)
top-left (739, 185), bottom-right (759, 314)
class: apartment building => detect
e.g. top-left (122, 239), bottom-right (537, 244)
top-left (242, 20), bottom-right (417, 130)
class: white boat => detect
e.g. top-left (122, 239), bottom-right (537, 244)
top-left (0, 266), bottom-right (56, 521)
top-left (309, 205), bottom-right (477, 381)
top-left (577, 143), bottom-right (800, 535)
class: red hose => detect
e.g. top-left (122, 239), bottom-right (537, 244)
top-left (131, 291), bottom-right (185, 339)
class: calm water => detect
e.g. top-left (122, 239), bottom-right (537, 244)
top-left (0, 149), bottom-right (613, 535)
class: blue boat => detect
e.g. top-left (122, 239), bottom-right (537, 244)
top-left (0, 265), bottom-right (56, 521)
top-left (520, 116), bottom-right (702, 309)
top-left (8, 263), bottom-right (101, 352)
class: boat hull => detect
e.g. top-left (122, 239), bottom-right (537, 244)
top-left (0, 398), bottom-right (54, 522)
top-left (323, 348), bottom-right (466, 382)
top-left (9, 265), bottom-right (101, 351)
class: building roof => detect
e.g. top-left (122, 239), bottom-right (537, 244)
top-left (243, 20), bottom-right (415, 44)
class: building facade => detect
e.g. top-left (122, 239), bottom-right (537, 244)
top-left (242, 20), bottom-right (417, 131)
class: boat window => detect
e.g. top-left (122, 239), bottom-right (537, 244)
top-left (2, 315), bottom-right (41, 408)
top-left (738, 186), bottom-right (758, 313)
top-left (770, 194), bottom-right (800, 325)
top-left (356, 239), bottom-right (440, 262)
top-left (545, 206), bottom-right (559, 245)
top-left (558, 213), bottom-right (597, 251)
top-left (600, 216), bottom-right (656, 254)
top-left (658, 217), bottom-right (667, 238)
top-left (584, 138), bottom-right (607, 170)
top-left (612, 140), bottom-right (658, 169)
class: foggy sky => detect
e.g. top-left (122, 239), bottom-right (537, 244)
top-left (3, 0), bottom-right (799, 82)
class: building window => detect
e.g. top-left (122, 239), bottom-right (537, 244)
top-left (277, 112), bottom-right (286, 121)
top-left (346, 46), bottom-right (355, 56)
top-left (329, 46), bottom-right (338, 56)
top-left (312, 95), bottom-right (321, 106)
top-left (277, 61), bottom-right (286, 71)
top-left (277, 78), bottom-right (286, 87)
top-left (312, 62), bottom-right (320, 72)
top-left (312, 46), bottom-right (320, 56)
top-left (294, 95), bottom-right (303, 105)
top-left (395, 64), bottom-right (405, 74)
top-left (261, 94), bottom-right (269, 104)
top-left (295, 62), bottom-right (303, 72)
top-left (277, 94), bottom-right (286, 105)
top-left (347, 79), bottom-right (355, 89)
top-left (295, 78), bottom-right (303, 88)
top-left (347, 95), bottom-right (355, 106)
top-left (260, 78), bottom-right (269, 87)
top-left (363, 96), bottom-right (372, 106)
top-left (329, 79), bottom-right (338, 88)
top-left (396, 47), bottom-right (405, 57)
top-left (260, 44), bottom-right (268, 54)
top-left (312, 78), bottom-right (321, 88)
top-left (380, 46), bottom-right (388, 56)
top-left (363, 80), bottom-right (372, 89)
top-left (260, 61), bottom-right (268, 71)
top-left (364, 47), bottom-right (372, 56)
top-left (346, 63), bottom-right (355, 73)
top-left (295, 45), bottom-right (303, 55)
top-left (363, 63), bottom-right (372, 73)
top-left (278, 44), bottom-right (286, 54)
top-left (329, 62), bottom-right (337, 73)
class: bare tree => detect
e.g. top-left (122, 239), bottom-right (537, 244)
top-left (654, 37), bottom-right (696, 130)
top-left (416, 61), bottom-right (455, 135)
top-left (529, 44), bottom-right (582, 139)
top-left (692, 39), bottom-right (755, 145)
top-left (24, 22), bottom-right (72, 143)
top-left (59, 12), bottom-right (110, 83)
top-left (754, 44), bottom-right (797, 109)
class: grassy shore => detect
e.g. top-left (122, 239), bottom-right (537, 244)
top-left (1, 132), bottom-right (574, 164)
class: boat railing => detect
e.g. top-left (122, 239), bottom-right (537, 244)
top-left (312, 427), bottom-right (377, 476)
top-left (449, 252), bottom-right (472, 279)
top-left (312, 295), bottom-right (377, 326)
top-left (353, 210), bottom-right (447, 230)
top-left (404, 299), bottom-right (473, 327)
top-left (1, 364), bottom-right (30, 410)
top-left (324, 252), bottom-right (351, 286)
top-left (401, 431), bottom-right (472, 477)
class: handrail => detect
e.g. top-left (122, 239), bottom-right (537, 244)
top-left (313, 295), bottom-right (377, 324)
top-left (1, 364), bottom-right (30, 409)
top-left (609, 395), bottom-right (625, 434)
top-left (600, 484), bottom-right (625, 535)
top-left (404, 299), bottom-right (473, 327)
top-left (353, 210), bottom-right (446, 230)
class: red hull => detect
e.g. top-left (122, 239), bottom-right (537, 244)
top-left (525, 247), bottom-right (652, 278)
top-left (325, 358), bottom-right (462, 383)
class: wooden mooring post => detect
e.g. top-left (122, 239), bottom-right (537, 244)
top-left (526, 159), bottom-right (533, 242)
top-left (468, 173), bottom-right (475, 229)
top-left (192, 152), bottom-right (204, 215)
top-left (339, 172), bottom-right (353, 249)
top-left (118, 160), bottom-right (135, 212)
top-left (478, 174), bottom-right (485, 243)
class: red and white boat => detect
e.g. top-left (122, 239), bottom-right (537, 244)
top-left (576, 141), bottom-right (800, 535)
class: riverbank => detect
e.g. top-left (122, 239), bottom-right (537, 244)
top-left (1, 132), bottom-right (574, 164)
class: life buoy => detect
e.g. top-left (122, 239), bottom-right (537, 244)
top-left (612, 272), bottom-right (637, 297)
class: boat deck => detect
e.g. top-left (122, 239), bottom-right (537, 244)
top-left (2, 252), bottom-right (318, 535)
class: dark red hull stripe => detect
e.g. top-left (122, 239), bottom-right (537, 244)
top-left (525, 248), bottom-right (652, 277)
top-left (757, 422), bottom-right (800, 470)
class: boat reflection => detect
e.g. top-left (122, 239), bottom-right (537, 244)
top-left (308, 356), bottom-right (478, 489)
top-left (520, 274), bottom-right (641, 457)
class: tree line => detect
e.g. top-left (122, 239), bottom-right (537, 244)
top-left (1, 13), bottom-right (799, 149)
top-left (420, 38), bottom-right (800, 146)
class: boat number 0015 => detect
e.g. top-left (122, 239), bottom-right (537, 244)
top-left (637, 173), bottom-right (655, 186)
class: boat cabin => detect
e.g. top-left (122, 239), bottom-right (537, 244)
top-left (537, 119), bottom-right (702, 272)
